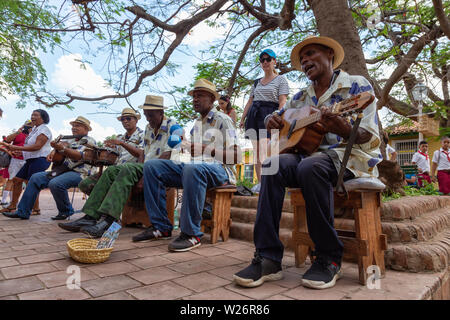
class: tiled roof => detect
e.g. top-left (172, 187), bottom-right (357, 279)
top-left (386, 121), bottom-right (419, 135)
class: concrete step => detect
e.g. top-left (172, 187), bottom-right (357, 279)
top-left (229, 221), bottom-right (293, 250)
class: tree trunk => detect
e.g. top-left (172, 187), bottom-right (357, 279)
top-left (308, 0), bottom-right (370, 79)
top-left (308, 0), bottom-right (404, 191)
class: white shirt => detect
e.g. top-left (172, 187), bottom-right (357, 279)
top-left (412, 151), bottom-right (430, 173)
top-left (386, 144), bottom-right (396, 160)
top-left (432, 148), bottom-right (450, 171)
top-left (22, 124), bottom-right (52, 160)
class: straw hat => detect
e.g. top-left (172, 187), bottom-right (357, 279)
top-left (188, 78), bottom-right (220, 100)
top-left (138, 95), bottom-right (165, 110)
top-left (290, 36), bottom-right (345, 71)
top-left (117, 107), bottom-right (141, 121)
top-left (70, 116), bottom-right (92, 131)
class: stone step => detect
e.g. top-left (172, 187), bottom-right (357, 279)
top-left (385, 229), bottom-right (450, 272)
top-left (232, 195), bottom-right (294, 213)
top-left (381, 195), bottom-right (450, 221)
top-left (231, 207), bottom-right (293, 229)
top-left (229, 221), bottom-right (293, 250)
top-left (232, 195), bottom-right (450, 222)
top-left (334, 207), bottom-right (450, 244)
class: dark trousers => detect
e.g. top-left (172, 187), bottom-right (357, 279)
top-left (254, 152), bottom-right (354, 263)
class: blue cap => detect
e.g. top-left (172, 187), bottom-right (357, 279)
top-left (259, 49), bottom-right (276, 59)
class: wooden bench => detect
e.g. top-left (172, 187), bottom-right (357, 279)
top-left (290, 178), bottom-right (387, 285)
top-left (201, 185), bottom-right (237, 244)
top-left (121, 187), bottom-right (176, 227)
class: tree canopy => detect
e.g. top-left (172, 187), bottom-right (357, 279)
top-left (1, 0), bottom-right (449, 129)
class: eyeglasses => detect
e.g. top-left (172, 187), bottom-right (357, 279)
top-left (120, 117), bottom-right (133, 122)
top-left (260, 57), bottom-right (273, 63)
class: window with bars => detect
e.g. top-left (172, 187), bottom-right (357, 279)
top-left (394, 139), bottom-right (418, 166)
top-left (244, 164), bottom-right (254, 180)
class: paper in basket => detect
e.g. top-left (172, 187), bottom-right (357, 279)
top-left (96, 222), bottom-right (121, 249)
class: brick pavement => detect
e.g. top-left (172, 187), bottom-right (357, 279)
top-left (0, 190), bottom-right (448, 300)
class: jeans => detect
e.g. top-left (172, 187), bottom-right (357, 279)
top-left (143, 159), bottom-right (230, 237)
top-left (15, 171), bottom-right (82, 218)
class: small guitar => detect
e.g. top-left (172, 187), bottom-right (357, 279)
top-left (50, 135), bottom-right (86, 165)
top-left (268, 92), bottom-right (375, 156)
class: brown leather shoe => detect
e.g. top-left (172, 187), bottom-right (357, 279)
top-left (0, 206), bottom-right (16, 213)
top-left (31, 210), bottom-right (40, 215)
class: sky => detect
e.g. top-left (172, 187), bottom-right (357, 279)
top-left (1, 2), bottom-right (396, 146)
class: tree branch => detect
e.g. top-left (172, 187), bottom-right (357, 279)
top-left (432, 0), bottom-right (450, 39)
top-left (377, 25), bottom-right (443, 109)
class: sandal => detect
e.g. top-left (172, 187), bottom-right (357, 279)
top-left (31, 209), bottom-right (41, 216)
top-left (0, 206), bottom-right (16, 213)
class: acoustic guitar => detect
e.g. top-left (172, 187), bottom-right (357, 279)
top-left (50, 135), bottom-right (86, 165)
top-left (268, 92), bottom-right (374, 156)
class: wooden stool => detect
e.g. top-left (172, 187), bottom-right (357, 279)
top-left (121, 187), bottom-right (176, 227)
top-left (290, 178), bottom-right (387, 285)
top-left (201, 185), bottom-right (237, 244)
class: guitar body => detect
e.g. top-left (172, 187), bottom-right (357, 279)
top-left (267, 92), bottom-right (375, 157)
top-left (268, 106), bottom-right (325, 156)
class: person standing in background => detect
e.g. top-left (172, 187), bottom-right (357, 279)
top-left (239, 49), bottom-right (289, 193)
top-left (411, 141), bottom-right (431, 187)
top-left (218, 95), bottom-right (237, 123)
top-left (0, 110), bottom-right (52, 215)
top-left (0, 120), bottom-right (33, 206)
top-left (431, 136), bottom-right (450, 195)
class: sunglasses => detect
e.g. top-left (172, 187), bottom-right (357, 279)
top-left (259, 57), bottom-right (273, 63)
top-left (120, 116), bottom-right (133, 122)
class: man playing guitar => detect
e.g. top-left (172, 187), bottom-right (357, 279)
top-left (234, 36), bottom-right (381, 290)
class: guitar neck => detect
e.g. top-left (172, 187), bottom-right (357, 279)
top-left (292, 111), bottom-right (322, 131)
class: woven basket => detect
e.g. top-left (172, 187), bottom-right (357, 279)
top-left (67, 238), bottom-right (113, 264)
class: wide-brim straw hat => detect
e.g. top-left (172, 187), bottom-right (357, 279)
top-left (188, 78), bottom-right (220, 101)
top-left (290, 36), bottom-right (345, 71)
top-left (117, 107), bottom-right (141, 121)
top-left (138, 95), bottom-right (165, 110)
top-left (70, 116), bottom-right (92, 131)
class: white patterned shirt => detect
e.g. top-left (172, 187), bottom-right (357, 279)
top-left (190, 109), bottom-right (238, 184)
top-left (143, 117), bottom-right (178, 162)
top-left (283, 70), bottom-right (381, 178)
top-left (116, 127), bottom-right (144, 164)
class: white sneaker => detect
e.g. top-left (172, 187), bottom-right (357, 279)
top-left (251, 183), bottom-right (261, 193)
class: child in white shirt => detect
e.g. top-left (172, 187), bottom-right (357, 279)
top-left (411, 140), bottom-right (431, 187)
top-left (431, 136), bottom-right (450, 195)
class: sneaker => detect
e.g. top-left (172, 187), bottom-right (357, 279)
top-left (233, 252), bottom-right (282, 288)
top-left (251, 183), bottom-right (261, 193)
top-left (168, 232), bottom-right (201, 252)
top-left (301, 256), bottom-right (342, 290)
top-left (132, 226), bottom-right (172, 242)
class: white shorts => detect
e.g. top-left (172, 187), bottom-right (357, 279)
top-left (8, 158), bottom-right (26, 179)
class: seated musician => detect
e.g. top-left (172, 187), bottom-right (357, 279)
top-left (233, 36), bottom-right (381, 290)
top-left (135, 79), bottom-right (241, 252)
top-left (2, 116), bottom-right (97, 220)
top-left (78, 108), bottom-right (144, 195)
top-left (58, 95), bottom-right (180, 238)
